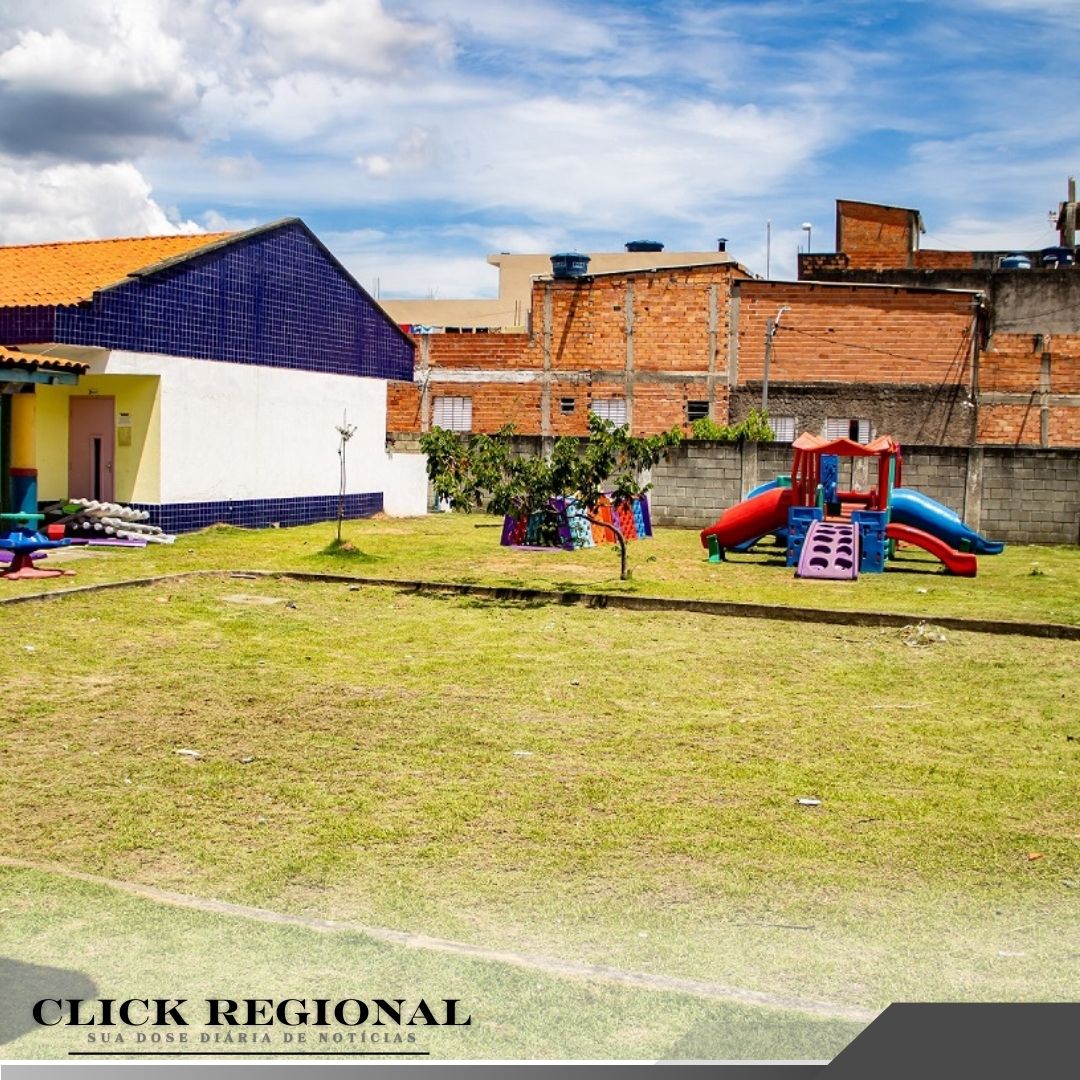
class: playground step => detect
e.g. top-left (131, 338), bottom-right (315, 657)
top-left (796, 521), bottom-right (859, 580)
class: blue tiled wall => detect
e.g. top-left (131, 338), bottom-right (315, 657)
top-left (53, 222), bottom-right (413, 381)
top-left (0, 305), bottom-right (56, 344)
top-left (130, 491), bottom-right (383, 534)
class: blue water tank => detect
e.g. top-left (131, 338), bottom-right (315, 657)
top-left (1040, 246), bottom-right (1075, 268)
top-left (625, 240), bottom-right (664, 252)
top-left (550, 253), bottom-right (591, 279)
top-left (999, 253), bottom-right (1031, 270)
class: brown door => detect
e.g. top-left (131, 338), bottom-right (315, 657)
top-left (68, 396), bottom-right (115, 502)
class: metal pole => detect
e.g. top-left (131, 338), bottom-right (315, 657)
top-left (766, 220), bottom-right (771, 280)
top-left (762, 318), bottom-right (774, 412)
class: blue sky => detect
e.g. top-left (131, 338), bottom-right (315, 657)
top-left (0, 0), bottom-right (1076, 297)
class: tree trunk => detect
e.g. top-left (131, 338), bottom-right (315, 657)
top-left (584, 515), bottom-right (629, 580)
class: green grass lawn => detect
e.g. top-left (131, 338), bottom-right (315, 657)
top-left (18, 511), bottom-right (1080, 626)
top-left (2, 552), bottom-right (1077, 1060)
top-left (0, 866), bottom-right (861, 1061)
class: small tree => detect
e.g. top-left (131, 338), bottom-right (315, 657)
top-left (334, 410), bottom-right (357, 544)
top-left (420, 414), bottom-right (682, 580)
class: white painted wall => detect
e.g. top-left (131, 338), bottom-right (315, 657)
top-left (381, 452), bottom-right (429, 516)
top-left (98, 350), bottom-right (426, 513)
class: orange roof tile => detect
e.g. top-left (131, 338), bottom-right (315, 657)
top-left (0, 232), bottom-right (233, 307)
top-left (0, 345), bottom-right (88, 373)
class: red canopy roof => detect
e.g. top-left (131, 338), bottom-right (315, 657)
top-left (792, 433), bottom-right (900, 457)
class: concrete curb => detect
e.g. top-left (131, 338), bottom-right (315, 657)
top-left (3, 568), bottom-right (1078, 639)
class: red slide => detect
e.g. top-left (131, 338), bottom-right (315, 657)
top-left (886, 522), bottom-right (977, 577)
top-left (700, 487), bottom-right (792, 549)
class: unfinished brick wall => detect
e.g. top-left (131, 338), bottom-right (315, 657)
top-left (384, 257), bottom-right (1080, 449)
top-left (980, 334), bottom-right (1045, 393)
top-left (913, 250), bottom-right (976, 270)
top-left (388, 265), bottom-right (742, 436)
top-left (976, 404), bottom-right (1043, 445)
top-left (835, 200), bottom-right (919, 269)
top-left (735, 281), bottom-right (975, 387)
top-left (976, 332), bottom-right (1080, 446)
top-left (387, 380), bottom-right (423, 431)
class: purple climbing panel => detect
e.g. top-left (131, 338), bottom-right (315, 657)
top-left (796, 520), bottom-right (859, 580)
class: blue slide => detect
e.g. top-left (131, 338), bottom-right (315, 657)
top-left (890, 488), bottom-right (1005, 555)
top-left (729, 479), bottom-right (789, 553)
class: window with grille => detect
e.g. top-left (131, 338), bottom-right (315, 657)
top-left (433, 396), bottom-right (472, 432)
top-left (825, 417), bottom-right (871, 443)
top-left (560, 397), bottom-right (576, 414)
top-left (686, 400), bottom-right (710, 422)
top-left (768, 415), bottom-right (796, 442)
top-left (590, 398), bottom-right (627, 426)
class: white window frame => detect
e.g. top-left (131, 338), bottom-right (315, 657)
top-left (433, 396), bottom-right (472, 432)
top-left (590, 397), bottom-right (627, 426)
top-left (768, 415), bottom-right (796, 442)
top-left (825, 417), bottom-right (871, 443)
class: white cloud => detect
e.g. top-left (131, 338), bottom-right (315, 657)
top-left (405, 0), bottom-right (614, 58)
top-left (325, 229), bottom-right (501, 299)
top-left (0, 9), bottom-right (194, 101)
top-left (0, 158), bottom-right (202, 243)
top-left (239, 0), bottom-right (453, 77)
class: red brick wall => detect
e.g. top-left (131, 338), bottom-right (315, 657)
top-left (1046, 335), bottom-right (1080, 393)
top-left (387, 381), bottom-right (423, 431)
top-left (836, 201), bottom-right (917, 269)
top-left (914, 249), bottom-right (975, 270)
top-left (1049, 407), bottom-right (1080, 446)
top-left (980, 334), bottom-right (1045, 393)
top-left (736, 282), bottom-right (975, 386)
top-left (425, 332), bottom-right (534, 369)
top-left (977, 404), bottom-right (1043, 445)
top-left (977, 332), bottom-right (1080, 446)
top-left (387, 266), bottom-right (742, 436)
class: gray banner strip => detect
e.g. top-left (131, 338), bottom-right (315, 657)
top-left (823, 1003), bottom-right (1080, 1078)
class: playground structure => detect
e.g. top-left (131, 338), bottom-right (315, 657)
top-left (502, 494), bottom-right (652, 550)
top-left (0, 500), bottom-right (176, 583)
top-left (700, 433), bottom-right (1004, 579)
top-left (0, 512), bottom-right (75, 581)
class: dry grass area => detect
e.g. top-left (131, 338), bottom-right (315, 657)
top-left (3, 572), bottom-right (1077, 1034)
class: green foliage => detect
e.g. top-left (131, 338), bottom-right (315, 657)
top-left (419, 414), bottom-right (683, 518)
top-left (690, 408), bottom-right (775, 443)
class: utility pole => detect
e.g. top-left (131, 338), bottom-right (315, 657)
top-left (762, 305), bottom-right (790, 413)
top-left (765, 219), bottom-right (772, 280)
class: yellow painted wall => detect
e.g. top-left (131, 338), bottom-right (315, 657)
top-left (35, 375), bottom-right (161, 503)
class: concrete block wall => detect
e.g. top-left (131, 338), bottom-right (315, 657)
top-left (394, 428), bottom-right (1078, 543)
top-left (646, 442), bottom-right (745, 528)
top-left (648, 441), bottom-right (1080, 545)
top-left (898, 446), bottom-right (970, 516)
top-left (981, 449), bottom-right (1080, 544)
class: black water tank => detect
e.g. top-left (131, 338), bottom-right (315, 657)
top-left (625, 240), bottom-right (664, 252)
top-left (550, 252), bottom-right (591, 278)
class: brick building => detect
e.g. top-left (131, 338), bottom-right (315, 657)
top-left (388, 258), bottom-right (983, 448)
top-left (388, 184), bottom-right (1080, 450)
top-left (800, 187), bottom-right (1080, 448)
